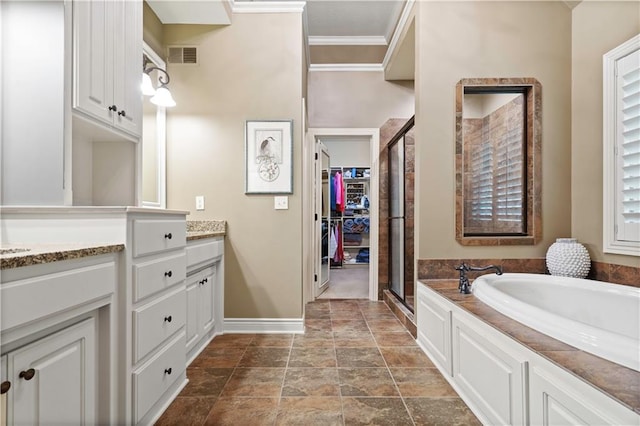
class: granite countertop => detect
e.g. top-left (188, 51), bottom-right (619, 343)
top-left (0, 243), bottom-right (124, 270)
top-left (186, 220), bottom-right (226, 241)
top-left (420, 279), bottom-right (640, 415)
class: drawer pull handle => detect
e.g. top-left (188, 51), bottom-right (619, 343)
top-left (0, 381), bottom-right (10, 394)
top-left (19, 369), bottom-right (35, 381)
top-left (118, 110), bottom-right (126, 117)
top-left (164, 315), bottom-right (172, 323)
top-left (164, 233), bottom-right (173, 240)
top-left (164, 368), bottom-right (172, 375)
top-left (165, 270), bottom-right (173, 278)
top-left (203, 278), bottom-right (208, 283)
top-left (108, 105), bottom-right (117, 112)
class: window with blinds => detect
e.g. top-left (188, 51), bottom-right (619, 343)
top-left (463, 93), bottom-right (526, 235)
top-left (604, 35), bottom-right (640, 256)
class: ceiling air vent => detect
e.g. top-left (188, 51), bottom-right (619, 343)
top-left (167, 46), bottom-right (198, 65)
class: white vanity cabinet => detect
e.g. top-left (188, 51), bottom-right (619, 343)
top-left (73, 0), bottom-right (142, 139)
top-left (0, 252), bottom-right (118, 425)
top-left (127, 213), bottom-right (188, 425)
top-left (4, 319), bottom-right (96, 425)
top-left (185, 237), bottom-right (224, 363)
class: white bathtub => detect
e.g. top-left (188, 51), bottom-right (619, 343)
top-left (472, 273), bottom-right (640, 372)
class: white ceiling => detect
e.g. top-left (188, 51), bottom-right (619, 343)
top-left (147, 0), bottom-right (405, 44)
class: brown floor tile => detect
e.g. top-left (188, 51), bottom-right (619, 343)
top-left (331, 319), bottom-right (370, 332)
top-left (305, 310), bottom-right (332, 320)
top-left (404, 397), bottom-right (481, 426)
top-left (293, 332), bottom-right (335, 348)
top-left (182, 368), bottom-right (233, 397)
top-left (276, 397), bottom-right (343, 426)
top-left (336, 347), bottom-right (386, 367)
top-left (330, 310), bottom-right (365, 320)
top-left (206, 334), bottom-right (255, 348)
top-left (282, 368), bottom-right (340, 396)
top-left (189, 347), bottom-right (246, 368)
top-left (221, 368), bottom-right (285, 397)
top-left (155, 396), bottom-right (216, 426)
top-left (333, 331), bottom-right (377, 347)
top-left (204, 397), bottom-right (279, 426)
top-left (305, 319), bottom-right (332, 331)
top-left (380, 347), bottom-right (434, 368)
top-left (362, 310), bottom-right (399, 320)
top-left (238, 347), bottom-right (290, 367)
top-left (251, 334), bottom-right (294, 347)
top-left (390, 368), bottom-right (457, 397)
top-left (330, 300), bottom-right (361, 311)
top-left (289, 347), bottom-right (337, 367)
top-left (373, 331), bottom-right (418, 347)
top-left (342, 397), bottom-right (413, 426)
top-left (339, 368), bottom-right (399, 397)
top-left (366, 318), bottom-right (408, 332)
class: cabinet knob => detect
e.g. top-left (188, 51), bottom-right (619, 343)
top-left (118, 110), bottom-right (126, 117)
top-left (164, 315), bottom-right (172, 323)
top-left (108, 105), bottom-right (117, 112)
top-left (19, 369), bottom-right (35, 381)
top-left (0, 381), bottom-right (10, 394)
top-left (164, 233), bottom-right (172, 239)
top-left (165, 270), bottom-right (173, 278)
top-left (203, 278), bottom-right (208, 283)
top-left (164, 368), bottom-right (172, 375)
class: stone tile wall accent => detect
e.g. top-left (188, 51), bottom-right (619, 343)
top-left (418, 258), bottom-right (639, 287)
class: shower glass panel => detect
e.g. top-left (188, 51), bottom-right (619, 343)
top-left (389, 137), bottom-right (405, 298)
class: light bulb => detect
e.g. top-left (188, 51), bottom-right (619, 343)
top-left (150, 86), bottom-right (176, 107)
top-left (141, 72), bottom-right (155, 96)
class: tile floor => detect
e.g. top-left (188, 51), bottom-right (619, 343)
top-left (318, 268), bottom-right (369, 299)
top-left (155, 299), bottom-right (480, 425)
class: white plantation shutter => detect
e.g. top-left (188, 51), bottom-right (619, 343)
top-left (617, 49), bottom-right (640, 242)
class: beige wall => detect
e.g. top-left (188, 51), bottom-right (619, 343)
top-left (415, 1), bottom-right (572, 260)
top-left (571, 1), bottom-right (639, 268)
top-left (143, 2), bottom-right (165, 56)
top-left (307, 71), bottom-right (414, 128)
top-left (164, 13), bottom-right (304, 319)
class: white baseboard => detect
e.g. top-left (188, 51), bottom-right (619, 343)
top-left (224, 318), bottom-right (304, 334)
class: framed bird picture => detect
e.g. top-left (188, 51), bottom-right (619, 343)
top-left (245, 120), bottom-right (293, 194)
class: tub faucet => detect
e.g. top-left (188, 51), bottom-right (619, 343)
top-left (454, 263), bottom-right (503, 294)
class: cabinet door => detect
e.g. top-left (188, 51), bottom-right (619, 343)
top-left (73, 0), bottom-right (114, 126)
top-left (199, 266), bottom-right (216, 334)
top-left (416, 285), bottom-right (452, 375)
top-left (112, 0), bottom-right (142, 137)
top-left (1, 355), bottom-right (6, 426)
top-left (7, 318), bottom-right (96, 425)
top-left (185, 275), bottom-right (201, 352)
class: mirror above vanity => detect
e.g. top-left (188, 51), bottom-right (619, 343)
top-left (455, 78), bottom-right (542, 246)
top-left (141, 43), bottom-right (167, 209)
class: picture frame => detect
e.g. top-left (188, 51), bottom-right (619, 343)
top-left (245, 120), bottom-right (293, 194)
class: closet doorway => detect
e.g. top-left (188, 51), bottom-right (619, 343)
top-left (306, 128), bottom-right (380, 302)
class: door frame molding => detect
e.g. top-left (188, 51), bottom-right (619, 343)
top-left (303, 128), bottom-right (380, 305)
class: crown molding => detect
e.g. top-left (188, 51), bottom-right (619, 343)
top-left (309, 63), bottom-right (384, 72)
top-left (308, 36), bottom-right (388, 46)
top-left (232, 1), bottom-right (305, 14)
top-left (383, 0), bottom-right (415, 70)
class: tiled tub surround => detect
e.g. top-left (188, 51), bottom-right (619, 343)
top-left (420, 280), bottom-right (640, 420)
top-left (0, 243), bottom-right (124, 269)
top-left (187, 220), bottom-right (227, 240)
top-left (156, 299), bottom-right (480, 426)
top-left (417, 258), bottom-right (639, 287)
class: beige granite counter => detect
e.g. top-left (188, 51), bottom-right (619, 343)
top-left (1, 243), bottom-right (124, 270)
top-left (420, 279), bottom-right (640, 415)
top-left (186, 220), bottom-right (226, 241)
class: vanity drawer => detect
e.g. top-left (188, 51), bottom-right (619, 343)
top-left (186, 238), bottom-right (223, 269)
top-left (133, 253), bottom-right (186, 301)
top-left (133, 286), bottom-right (186, 363)
top-left (133, 331), bottom-right (186, 424)
top-left (132, 220), bottom-right (186, 258)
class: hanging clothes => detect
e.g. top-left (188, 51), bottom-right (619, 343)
top-left (332, 222), bottom-right (343, 263)
top-left (334, 171), bottom-right (345, 212)
top-left (330, 172), bottom-right (337, 211)
top-left (329, 223), bottom-right (338, 258)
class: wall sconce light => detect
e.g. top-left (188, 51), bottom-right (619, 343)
top-left (141, 57), bottom-right (176, 107)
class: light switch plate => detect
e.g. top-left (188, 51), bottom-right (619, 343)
top-left (274, 196), bottom-right (288, 210)
top-left (195, 196), bottom-right (205, 210)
